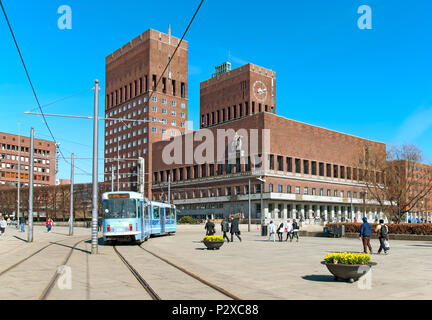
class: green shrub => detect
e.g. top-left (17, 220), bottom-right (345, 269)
top-left (178, 216), bottom-right (198, 224)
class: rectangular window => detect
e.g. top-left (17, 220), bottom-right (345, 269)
top-left (152, 75), bottom-right (157, 91)
top-left (295, 159), bottom-right (301, 173)
top-left (304, 187), bottom-right (308, 195)
top-left (181, 82), bottom-right (185, 98)
top-left (303, 160), bottom-right (309, 174)
top-left (269, 154), bottom-right (274, 170)
top-left (277, 156), bottom-right (283, 171)
top-left (319, 162), bottom-right (324, 176)
top-left (333, 165), bottom-right (338, 178)
top-left (312, 161), bottom-right (317, 175)
top-left (295, 186), bottom-right (300, 194)
top-left (268, 184), bottom-right (274, 192)
top-left (278, 185), bottom-right (283, 193)
top-left (326, 164), bottom-right (331, 177)
top-left (340, 166), bottom-right (345, 179)
top-left (287, 185), bottom-right (292, 193)
top-left (287, 157), bottom-right (292, 172)
top-left (172, 80), bottom-right (176, 96)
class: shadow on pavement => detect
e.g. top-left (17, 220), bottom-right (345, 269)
top-left (407, 244), bottom-right (432, 247)
top-left (13, 235), bottom-right (27, 242)
top-left (51, 241), bottom-right (91, 254)
top-left (302, 275), bottom-right (336, 282)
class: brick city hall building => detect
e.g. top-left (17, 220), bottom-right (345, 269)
top-left (104, 28), bottom-right (430, 224)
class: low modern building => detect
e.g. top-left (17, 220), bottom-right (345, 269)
top-left (0, 132), bottom-right (56, 187)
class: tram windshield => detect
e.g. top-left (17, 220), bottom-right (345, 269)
top-left (102, 199), bottom-right (137, 219)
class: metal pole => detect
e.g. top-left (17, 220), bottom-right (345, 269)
top-left (248, 179), bottom-right (251, 232)
top-left (168, 173), bottom-right (171, 204)
top-left (17, 121), bottom-right (20, 228)
top-left (111, 165), bottom-right (114, 192)
top-left (143, 158), bottom-right (146, 198)
top-left (91, 80), bottom-right (100, 254)
top-left (28, 127), bottom-right (34, 242)
top-left (261, 181), bottom-right (264, 227)
top-left (69, 153), bottom-right (74, 236)
top-left (117, 140), bottom-right (120, 191)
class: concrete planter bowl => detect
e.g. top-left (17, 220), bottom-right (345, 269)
top-left (321, 261), bottom-right (377, 283)
top-left (203, 240), bottom-right (224, 250)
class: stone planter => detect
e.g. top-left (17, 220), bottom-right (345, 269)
top-left (203, 240), bottom-right (224, 250)
top-left (321, 261), bottom-right (377, 283)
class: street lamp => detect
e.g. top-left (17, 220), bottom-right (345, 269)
top-left (256, 176), bottom-right (266, 228)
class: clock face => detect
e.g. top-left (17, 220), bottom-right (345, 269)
top-left (253, 80), bottom-right (267, 101)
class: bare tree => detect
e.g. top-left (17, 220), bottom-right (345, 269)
top-left (358, 143), bottom-right (432, 223)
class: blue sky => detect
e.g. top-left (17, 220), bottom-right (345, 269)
top-left (1, 0), bottom-right (431, 183)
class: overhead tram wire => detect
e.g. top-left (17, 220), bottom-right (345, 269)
top-left (28, 88), bottom-right (93, 112)
top-left (0, 0), bottom-right (90, 176)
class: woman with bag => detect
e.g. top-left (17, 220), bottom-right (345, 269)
top-left (277, 221), bottom-right (284, 242)
top-left (376, 219), bottom-right (389, 255)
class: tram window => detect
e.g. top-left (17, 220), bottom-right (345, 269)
top-left (102, 199), bottom-right (137, 219)
top-left (145, 206), bottom-right (150, 219)
top-left (137, 203), bottom-right (142, 218)
top-left (153, 206), bottom-right (160, 219)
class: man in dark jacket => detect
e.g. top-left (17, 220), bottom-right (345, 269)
top-left (230, 216), bottom-right (242, 242)
top-left (221, 217), bottom-right (230, 242)
top-left (205, 219), bottom-right (215, 236)
top-left (359, 217), bottom-right (373, 254)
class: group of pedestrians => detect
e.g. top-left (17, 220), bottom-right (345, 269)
top-left (359, 217), bottom-right (390, 255)
top-left (268, 219), bottom-right (300, 242)
top-left (205, 216), bottom-right (242, 242)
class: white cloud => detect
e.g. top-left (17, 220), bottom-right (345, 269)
top-left (395, 106), bottom-right (432, 143)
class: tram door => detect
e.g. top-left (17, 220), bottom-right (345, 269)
top-left (139, 201), bottom-right (144, 240)
top-left (160, 208), bottom-right (166, 235)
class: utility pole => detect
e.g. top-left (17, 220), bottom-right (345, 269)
top-left (168, 173), bottom-right (171, 204)
top-left (117, 140), bottom-right (120, 191)
top-left (111, 165), bottom-right (114, 192)
top-left (91, 80), bottom-right (100, 254)
top-left (69, 153), bottom-right (74, 236)
top-left (17, 121), bottom-right (21, 228)
top-left (248, 179), bottom-right (251, 232)
top-left (28, 127), bottom-right (34, 242)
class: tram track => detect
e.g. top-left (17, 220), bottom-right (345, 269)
top-left (113, 243), bottom-right (240, 300)
top-left (140, 245), bottom-right (241, 300)
top-left (0, 236), bottom-right (76, 278)
top-left (113, 246), bottom-right (161, 300)
top-left (39, 238), bottom-right (88, 300)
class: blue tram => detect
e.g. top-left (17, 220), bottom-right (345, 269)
top-left (102, 191), bottom-right (177, 244)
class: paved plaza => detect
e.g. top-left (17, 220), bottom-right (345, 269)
top-left (0, 224), bottom-right (431, 300)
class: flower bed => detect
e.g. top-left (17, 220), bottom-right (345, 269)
top-left (326, 223), bottom-right (432, 235)
top-left (324, 252), bottom-right (371, 265)
top-left (203, 236), bottom-right (224, 242)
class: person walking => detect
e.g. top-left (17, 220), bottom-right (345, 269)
top-left (268, 220), bottom-right (276, 242)
top-left (285, 219), bottom-right (293, 242)
top-left (221, 217), bottom-right (230, 242)
top-left (98, 217), bottom-right (103, 232)
top-left (0, 217), bottom-right (6, 236)
top-left (205, 219), bottom-right (215, 236)
top-left (46, 217), bottom-right (53, 232)
top-left (230, 216), bottom-right (242, 242)
top-left (19, 216), bottom-right (25, 232)
top-left (277, 221), bottom-right (284, 242)
top-left (376, 219), bottom-right (389, 255)
top-left (359, 217), bottom-right (373, 254)
top-left (292, 219), bottom-right (300, 242)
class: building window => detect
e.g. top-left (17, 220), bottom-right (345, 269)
top-left (295, 186), bottom-right (300, 194)
top-left (295, 159), bottom-right (301, 173)
top-left (287, 157), bottom-right (292, 172)
top-left (303, 160), bottom-right (309, 174)
top-left (268, 184), bottom-right (274, 192)
top-left (304, 187), bottom-right (309, 195)
top-left (277, 156), bottom-right (283, 171)
top-left (287, 185), bottom-right (292, 193)
top-left (278, 185), bottom-right (283, 193)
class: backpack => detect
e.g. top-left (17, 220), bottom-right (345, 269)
top-left (380, 225), bottom-right (388, 238)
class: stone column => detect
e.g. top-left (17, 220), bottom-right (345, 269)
top-left (301, 204), bottom-right (305, 221)
top-left (283, 204), bottom-right (288, 220)
top-left (317, 206), bottom-right (321, 221)
top-left (337, 206), bottom-right (342, 222)
top-left (324, 206), bottom-right (328, 222)
top-left (292, 205), bottom-right (297, 220)
top-left (344, 206), bottom-right (349, 222)
top-left (331, 206), bottom-right (335, 222)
